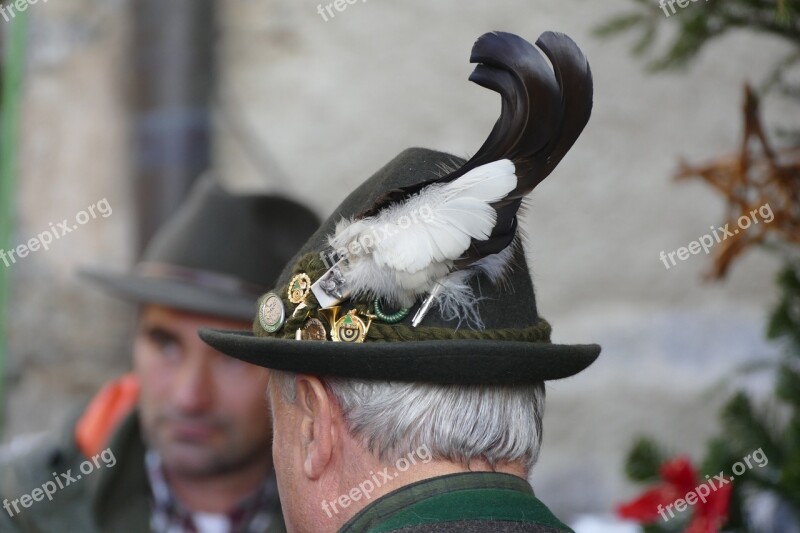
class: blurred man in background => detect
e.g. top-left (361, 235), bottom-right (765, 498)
top-left (0, 177), bottom-right (319, 532)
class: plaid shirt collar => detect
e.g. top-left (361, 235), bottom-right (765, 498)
top-left (145, 450), bottom-right (280, 533)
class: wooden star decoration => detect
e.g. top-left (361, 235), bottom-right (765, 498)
top-left (675, 84), bottom-right (800, 279)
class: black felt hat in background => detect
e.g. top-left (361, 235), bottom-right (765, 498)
top-left (81, 176), bottom-right (320, 321)
top-left (200, 31), bottom-right (601, 384)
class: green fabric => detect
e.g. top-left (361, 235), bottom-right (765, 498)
top-left (338, 472), bottom-right (572, 533)
top-left (0, 405), bottom-right (143, 532)
top-left (93, 410), bottom-right (153, 532)
top-left (367, 320), bottom-right (552, 343)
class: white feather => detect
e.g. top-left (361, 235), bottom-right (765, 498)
top-left (328, 159), bottom-right (517, 307)
top-left (473, 243), bottom-right (516, 284)
top-left (435, 270), bottom-right (485, 329)
top-left (432, 245), bottom-right (517, 329)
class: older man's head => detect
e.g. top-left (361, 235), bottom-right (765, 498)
top-left (266, 371), bottom-right (545, 531)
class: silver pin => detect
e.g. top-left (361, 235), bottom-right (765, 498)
top-left (411, 283), bottom-right (443, 327)
top-left (310, 258), bottom-right (352, 309)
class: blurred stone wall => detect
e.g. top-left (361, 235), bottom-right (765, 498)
top-left (5, 0), bottom-right (134, 437)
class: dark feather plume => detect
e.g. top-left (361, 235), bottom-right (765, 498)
top-left (361, 31), bottom-right (593, 266)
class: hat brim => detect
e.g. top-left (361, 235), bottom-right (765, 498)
top-left (198, 328), bottom-right (601, 384)
top-left (80, 269), bottom-right (257, 322)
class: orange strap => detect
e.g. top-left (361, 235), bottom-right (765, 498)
top-left (74, 373), bottom-right (140, 458)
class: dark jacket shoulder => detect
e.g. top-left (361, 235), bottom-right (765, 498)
top-left (0, 408), bottom-right (103, 532)
top-left (0, 390), bottom-right (149, 533)
top-left (391, 522), bottom-right (569, 532)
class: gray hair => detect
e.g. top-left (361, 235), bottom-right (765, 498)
top-left (269, 371), bottom-right (545, 472)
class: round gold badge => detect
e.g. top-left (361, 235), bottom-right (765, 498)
top-left (288, 273), bottom-right (312, 304)
top-left (258, 293), bottom-right (285, 333)
top-left (332, 310), bottom-right (367, 343)
top-left (301, 318), bottom-right (328, 341)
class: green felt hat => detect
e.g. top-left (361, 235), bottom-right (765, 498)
top-left (200, 31), bottom-right (601, 384)
top-left (81, 176), bottom-right (320, 321)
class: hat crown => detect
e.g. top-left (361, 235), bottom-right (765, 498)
top-left (81, 176), bottom-right (320, 321)
top-left (270, 148), bottom-right (540, 332)
top-left (144, 176), bottom-right (320, 290)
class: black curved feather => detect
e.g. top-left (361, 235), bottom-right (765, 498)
top-left (360, 30), bottom-right (593, 266)
top-left (535, 31), bottom-right (594, 178)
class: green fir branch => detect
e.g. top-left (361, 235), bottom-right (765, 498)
top-left (625, 436), bottom-right (668, 482)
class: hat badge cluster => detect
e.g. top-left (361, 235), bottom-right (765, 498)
top-left (258, 265), bottom-right (411, 343)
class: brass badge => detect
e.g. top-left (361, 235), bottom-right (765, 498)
top-left (301, 318), bottom-right (328, 341)
top-left (258, 293), bottom-right (285, 333)
top-left (288, 273), bottom-right (312, 304)
top-left (332, 310), bottom-right (368, 343)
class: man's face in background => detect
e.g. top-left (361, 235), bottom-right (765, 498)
top-left (134, 304), bottom-right (273, 478)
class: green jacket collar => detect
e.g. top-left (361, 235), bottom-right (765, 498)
top-left (91, 409), bottom-right (151, 532)
top-left (338, 471), bottom-right (572, 533)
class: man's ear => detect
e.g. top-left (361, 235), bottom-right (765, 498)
top-left (295, 376), bottom-right (336, 480)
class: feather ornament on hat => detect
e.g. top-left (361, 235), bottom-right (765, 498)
top-left (327, 31), bottom-right (594, 326)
